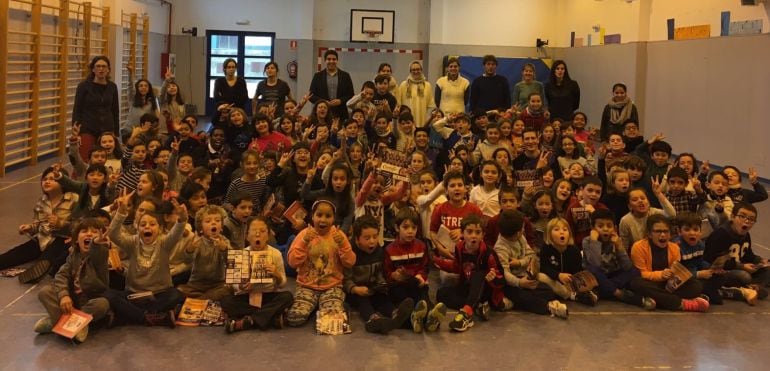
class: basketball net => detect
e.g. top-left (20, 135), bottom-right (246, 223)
top-left (364, 30), bottom-right (382, 44)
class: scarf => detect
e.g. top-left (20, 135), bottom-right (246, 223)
top-left (405, 74), bottom-right (426, 99)
top-left (608, 96), bottom-right (633, 125)
top-left (526, 105), bottom-right (545, 117)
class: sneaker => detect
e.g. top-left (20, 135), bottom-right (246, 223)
top-left (739, 287), bottom-right (758, 306)
top-left (225, 315), bottom-right (254, 333)
top-left (18, 260), bottom-right (51, 284)
top-left (390, 298), bottom-right (414, 330)
top-left (681, 297), bottom-right (710, 312)
top-left (272, 311), bottom-right (287, 329)
top-left (641, 297), bottom-right (657, 310)
top-left (33, 317), bottom-right (53, 333)
top-left (448, 309), bottom-right (474, 332)
top-left (73, 326), bottom-right (88, 343)
top-left (425, 302), bottom-right (447, 333)
top-left (144, 310), bottom-right (177, 328)
top-left (575, 291), bottom-right (599, 306)
top-left (364, 314), bottom-right (388, 334)
top-left (501, 297), bottom-right (514, 311)
top-left (547, 300), bottom-right (569, 319)
top-left (475, 301), bottom-right (491, 321)
top-left (410, 300), bottom-right (428, 333)
top-left (749, 284), bottom-right (768, 300)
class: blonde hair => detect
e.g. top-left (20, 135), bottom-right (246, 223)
top-left (607, 168), bottom-right (630, 195)
top-left (194, 205), bottom-right (227, 233)
top-left (543, 217), bottom-right (574, 246)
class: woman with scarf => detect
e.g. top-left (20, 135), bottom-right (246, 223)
top-left (600, 83), bottom-right (639, 142)
top-left (397, 61), bottom-right (435, 127)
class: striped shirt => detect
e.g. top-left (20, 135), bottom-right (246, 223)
top-left (223, 177), bottom-right (268, 215)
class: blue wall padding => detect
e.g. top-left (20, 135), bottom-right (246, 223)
top-left (667, 18), bottom-right (675, 40)
top-left (721, 11), bottom-right (731, 36)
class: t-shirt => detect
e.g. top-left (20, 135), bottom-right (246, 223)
top-left (429, 201), bottom-right (483, 232)
top-left (651, 245), bottom-right (669, 271)
top-left (255, 79), bottom-right (290, 116)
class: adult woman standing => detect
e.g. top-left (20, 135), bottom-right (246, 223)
top-left (600, 83), bottom-right (639, 142)
top-left (397, 61), bottom-right (435, 127)
top-left (252, 61), bottom-right (293, 117)
top-left (213, 58), bottom-right (249, 115)
top-left (434, 57), bottom-right (469, 115)
top-left (511, 63), bottom-right (545, 111)
top-left (544, 60), bottom-right (580, 121)
top-left (72, 56), bottom-right (120, 160)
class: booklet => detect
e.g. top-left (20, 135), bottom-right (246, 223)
top-left (226, 249), bottom-right (274, 285)
top-left (315, 309), bottom-right (351, 335)
top-left (282, 201), bottom-right (307, 226)
top-left (176, 298), bottom-right (225, 327)
top-left (435, 224), bottom-right (455, 253)
top-left (52, 309), bottom-right (93, 339)
top-left (570, 270), bottom-right (599, 294)
top-left (665, 261), bottom-right (694, 293)
top-left (377, 147), bottom-right (411, 182)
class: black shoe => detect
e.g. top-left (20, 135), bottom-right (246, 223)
top-left (144, 310), bottom-right (176, 328)
top-left (18, 260), bottom-right (51, 284)
top-left (225, 316), bottom-right (254, 333)
top-left (390, 298), bottom-right (414, 330)
top-left (364, 314), bottom-right (388, 334)
top-left (576, 291), bottom-right (599, 306)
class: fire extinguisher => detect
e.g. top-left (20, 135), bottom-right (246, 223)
top-left (287, 61), bottom-right (298, 79)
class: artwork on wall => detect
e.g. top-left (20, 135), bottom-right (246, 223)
top-left (674, 25), bottom-right (711, 40)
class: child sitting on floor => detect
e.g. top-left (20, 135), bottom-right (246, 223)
top-left (177, 205), bottom-right (232, 300)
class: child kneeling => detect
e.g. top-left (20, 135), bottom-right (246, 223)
top-left (221, 217), bottom-right (294, 333)
top-left (34, 218), bottom-right (111, 343)
top-left (286, 199), bottom-right (356, 327)
top-left (435, 215), bottom-right (506, 332)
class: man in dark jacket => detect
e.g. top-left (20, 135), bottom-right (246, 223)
top-left (309, 50), bottom-right (355, 120)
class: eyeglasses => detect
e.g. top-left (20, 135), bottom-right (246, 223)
top-left (651, 229), bottom-right (670, 235)
top-left (735, 214), bottom-right (757, 224)
top-left (94, 65), bottom-right (109, 69)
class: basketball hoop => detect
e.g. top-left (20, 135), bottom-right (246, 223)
top-left (364, 30), bottom-right (382, 43)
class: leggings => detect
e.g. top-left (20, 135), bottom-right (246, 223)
top-left (286, 286), bottom-right (345, 327)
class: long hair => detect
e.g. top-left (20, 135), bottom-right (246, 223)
top-left (133, 79), bottom-right (158, 109)
top-left (549, 60), bottom-right (573, 84)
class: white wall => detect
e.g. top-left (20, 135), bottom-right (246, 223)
top-left (313, 0), bottom-right (430, 43)
top-left (430, 0), bottom-right (557, 46)
top-left (110, 0), bottom-right (169, 34)
top-left (170, 0), bottom-right (313, 39)
top-left (649, 0), bottom-right (770, 41)
top-left (553, 0), bottom-right (642, 47)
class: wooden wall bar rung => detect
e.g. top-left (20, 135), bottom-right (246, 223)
top-left (6, 71), bottom-right (33, 75)
top-left (39, 113), bottom-right (60, 121)
top-left (8, 30), bottom-right (37, 35)
top-left (7, 99), bottom-right (33, 105)
top-left (7, 81), bottom-right (34, 85)
top-left (8, 41), bottom-right (35, 45)
top-left (6, 108), bottom-right (33, 115)
top-left (5, 118), bottom-right (33, 126)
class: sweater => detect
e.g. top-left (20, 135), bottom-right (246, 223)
top-left (544, 79), bottom-right (580, 121)
top-left (108, 212), bottom-right (186, 293)
top-left (213, 77), bottom-right (249, 111)
top-left (618, 207), bottom-right (674, 252)
top-left (53, 241), bottom-right (109, 300)
top-left (469, 185), bottom-right (500, 218)
top-left (435, 75), bottom-right (470, 115)
top-left (704, 224), bottom-right (760, 270)
top-left (494, 234), bottom-right (535, 287)
top-left (630, 239), bottom-right (680, 282)
top-left (582, 237), bottom-right (633, 274)
top-left (469, 74), bottom-right (511, 112)
top-left (186, 237), bottom-right (229, 287)
top-left (72, 79), bottom-right (120, 136)
top-left (223, 215), bottom-right (248, 249)
top-left (288, 226), bottom-right (356, 290)
top-left (343, 243), bottom-right (387, 294)
top-left (384, 238), bottom-right (429, 284)
top-left (539, 243), bottom-right (583, 280)
top-left (511, 80), bottom-right (545, 109)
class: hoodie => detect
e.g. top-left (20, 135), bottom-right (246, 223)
top-left (434, 240), bottom-right (505, 306)
top-left (494, 234), bottom-right (535, 288)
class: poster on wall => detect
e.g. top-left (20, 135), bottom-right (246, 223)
top-left (674, 25), bottom-right (711, 40)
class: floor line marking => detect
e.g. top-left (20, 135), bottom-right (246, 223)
top-left (0, 162), bottom-right (71, 192)
top-left (0, 283), bottom-right (39, 315)
top-left (10, 313), bottom-right (47, 317)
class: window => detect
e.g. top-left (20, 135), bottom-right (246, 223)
top-left (205, 31), bottom-right (275, 116)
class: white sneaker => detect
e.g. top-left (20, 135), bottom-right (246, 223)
top-left (74, 326), bottom-right (88, 343)
top-left (548, 300), bottom-right (569, 319)
top-left (502, 297), bottom-right (514, 311)
top-left (34, 317), bottom-right (53, 333)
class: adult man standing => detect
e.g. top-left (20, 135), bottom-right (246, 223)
top-left (309, 50), bottom-right (355, 120)
top-left (469, 55), bottom-right (511, 113)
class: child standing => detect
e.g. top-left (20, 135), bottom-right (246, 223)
top-left (385, 209), bottom-right (447, 333)
top-left (494, 210), bottom-right (569, 319)
top-left (345, 215), bottom-right (414, 334)
top-left (629, 215), bottom-right (709, 312)
top-left (435, 215), bottom-right (506, 332)
top-left (34, 218), bottom-right (111, 343)
top-left (177, 205), bottom-right (232, 300)
top-left (286, 199), bottom-right (356, 327)
top-left (221, 217), bottom-right (294, 333)
top-left (103, 193), bottom-right (188, 326)
top-left (583, 209), bottom-right (655, 309)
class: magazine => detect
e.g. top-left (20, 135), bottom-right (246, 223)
top-left (107, 248), bottom-right (123, 271)
top-left (226, 249), bottom-right (274, 285)
top-left (315, 309), bottom-right (351, 335)
top-left (262, 194), bottom-right (286, 221)
top-left (282, 201), bottom-right (307, 226)
top-left (52, 309), bottom-right (93, 339)
top-left (176, 298), bottom-right (225, 327)
top-left (377, 147), bottom-right (411, 182)
top-left (665, 261), bottom-right (693, 293)
top-left (569, 270), bottom-right (599, 293)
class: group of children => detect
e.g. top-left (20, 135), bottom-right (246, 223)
top-left (2, 59), bottom-right (769, 343)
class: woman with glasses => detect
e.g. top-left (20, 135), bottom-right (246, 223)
top-left (213, 58), bottom-right (249, 116)
top-left (72, 56), bottom-right (120, 161)
top-left (397, 61), bottom-right (435, 127)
